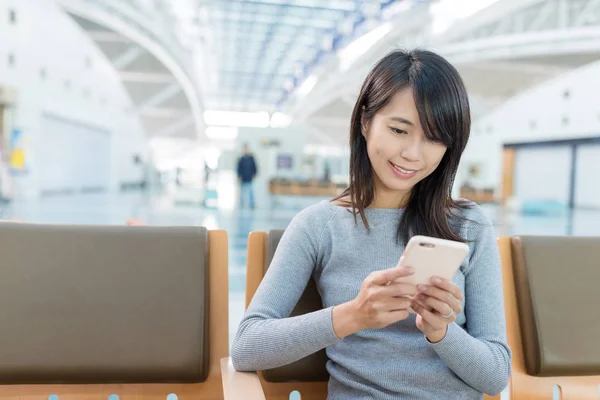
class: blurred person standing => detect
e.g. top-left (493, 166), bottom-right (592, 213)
top-left (237, 143), bottom-right (258, 209)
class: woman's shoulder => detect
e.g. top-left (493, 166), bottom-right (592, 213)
top-left (296, 199), bottom-right (341, 220)
top-left (288, 200), bottom-right (342, 230)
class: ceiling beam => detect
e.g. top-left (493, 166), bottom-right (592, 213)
top-left (87, 30), bottom-right (131, 43)
top-left (140, 108), bottom-right (189, 118)
top-left (558, 0), bottom-right (569, 28)
top-left (307, 116), bottom-right (351, 128)
top-left (217, 0), bottom-right (354, 13)
top-left (136, 83), bottom-right (182, 110)
top-left (154, 114), bottom-right (195, 137)
top-left (465, 60), bottom-right (569, 76)
top-left (573, 0), bottom-right (600, 27)
top-left (112, 45), bottom-right (145, 69)
top-left (119, 71), bottom-right (176, 83)
top-left (528, 1), bottom-right (554, 31)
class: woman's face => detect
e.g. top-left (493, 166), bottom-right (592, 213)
top-left (363, 88), bottom-right (448, 203)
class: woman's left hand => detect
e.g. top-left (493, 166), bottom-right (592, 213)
top-left (411, 276), bottom-right (464, 343)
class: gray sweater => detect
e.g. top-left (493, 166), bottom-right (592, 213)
top-left (232, 200), bottom-right (511, 399)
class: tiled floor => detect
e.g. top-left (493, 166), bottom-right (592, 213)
top-left (2, 190), bottom-right (599, 347)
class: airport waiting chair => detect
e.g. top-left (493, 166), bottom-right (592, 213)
top-left (500, 236), bottom-right (600, 399)
top-left (221, 231), bottom-right (500, 399)
top-left (222, 230), bottom-right (327, 400)
top-left (0, 221), bottom-right (228, 400)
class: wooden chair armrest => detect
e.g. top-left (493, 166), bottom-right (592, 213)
top-left (221, 357), bottom-right (267, 400)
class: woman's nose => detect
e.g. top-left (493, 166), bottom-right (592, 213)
top-left (399, 137), bottom-right (421, 163)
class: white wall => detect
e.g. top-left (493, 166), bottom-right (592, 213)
top-left (513, 146), bottom-right (572, 205)
top-left (37, 113), bottom-right (111, 194)
top-left (575, 144), bottom-right (600, 208)
top-left (461, 59), bottom-right (600, 196)
top-left (0, 0), bottom-right (147, 199)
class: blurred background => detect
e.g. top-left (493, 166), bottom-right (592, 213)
top-left (1, 0), bottom-right (599, 344)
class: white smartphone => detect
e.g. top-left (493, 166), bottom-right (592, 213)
top-left (395, 235), bottom-right (469, 286)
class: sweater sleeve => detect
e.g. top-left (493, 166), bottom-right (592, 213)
top-left (429, 207), bottom-right (512, 396)
top-left (231, 207), bottom-right (341, 372)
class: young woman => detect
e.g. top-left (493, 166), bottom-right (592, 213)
top-left (232, 49), bottom-right (511, 399)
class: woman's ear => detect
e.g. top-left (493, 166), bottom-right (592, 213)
top-left (360, 115), bottom-right (369, 140)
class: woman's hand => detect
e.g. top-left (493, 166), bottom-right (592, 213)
top-left (333, 266), bottom-right (417, 338)
top-left (411, 276), bottom-right (464, 343)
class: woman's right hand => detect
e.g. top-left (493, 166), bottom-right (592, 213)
top-left (332, 266), bottom-right (417, 338)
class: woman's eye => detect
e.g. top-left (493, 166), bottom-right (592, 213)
top-left (390, 127), bottom-right (406, 135)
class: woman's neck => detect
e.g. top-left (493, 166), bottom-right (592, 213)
top-left (370, 188), bottom-right (410, 209)
top-left (332, 184), bottom-right (411, 209)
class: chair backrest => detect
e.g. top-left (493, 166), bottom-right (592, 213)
top-left (261, 230), bottom-right (329, 383)
top-left (0, 222), bottom-right (228, 399)
top-left (246, 231), bottom-right (328, 400)
top-left (512, 236), bottom-right (600, 377)
top-left (500, 236), bottom-right (600, 400)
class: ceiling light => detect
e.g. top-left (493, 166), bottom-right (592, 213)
top-left (338, 22), bottom-right (393, 72)
top-left (297, 75), bottom-right (318, 97)
top-left (430, 0), bottom-right (501, 35)
top-left (270, 112), bottom-right (292, 128)
top-left (206, 126), bottom-right (239, 140)
top-left (203, 110), bottom-right (270, 128)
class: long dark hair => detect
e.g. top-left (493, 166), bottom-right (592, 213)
top-left (335, 49), bottom-right (472, 245)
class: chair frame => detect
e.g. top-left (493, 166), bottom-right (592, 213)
top-left (498, 237), bottom-right (599, 400)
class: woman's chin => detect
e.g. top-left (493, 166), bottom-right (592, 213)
top-left (381, 180), bottom-right (417, 195)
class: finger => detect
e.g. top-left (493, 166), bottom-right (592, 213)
top-left (431, 277), bottom-right (464, 301)
top-left (370, 295), bottom-right (412, 312)
top-left (417, 285), bottom-right (462, 314)
top-left (380, 309), bottom-right (410, 326)
top-left (369, 266), bottom-right (414, 286)
top-left (367, 287), bottom-right (411, 311)
top-left (380, 282), bottom-right (418, 298)
top-left (416, 293), bottom-right (456, 319)
top-left (411, 302), bottom-right (447, 331)
top-left (385, 296), bottom-right (412, 312)
top-left (412, 299), bottom-right (434, 313)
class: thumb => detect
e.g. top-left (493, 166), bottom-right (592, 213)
top-left (372, 265), bottom-right (414, 285)
top-left (416, 316), bottom-right (426, 331)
